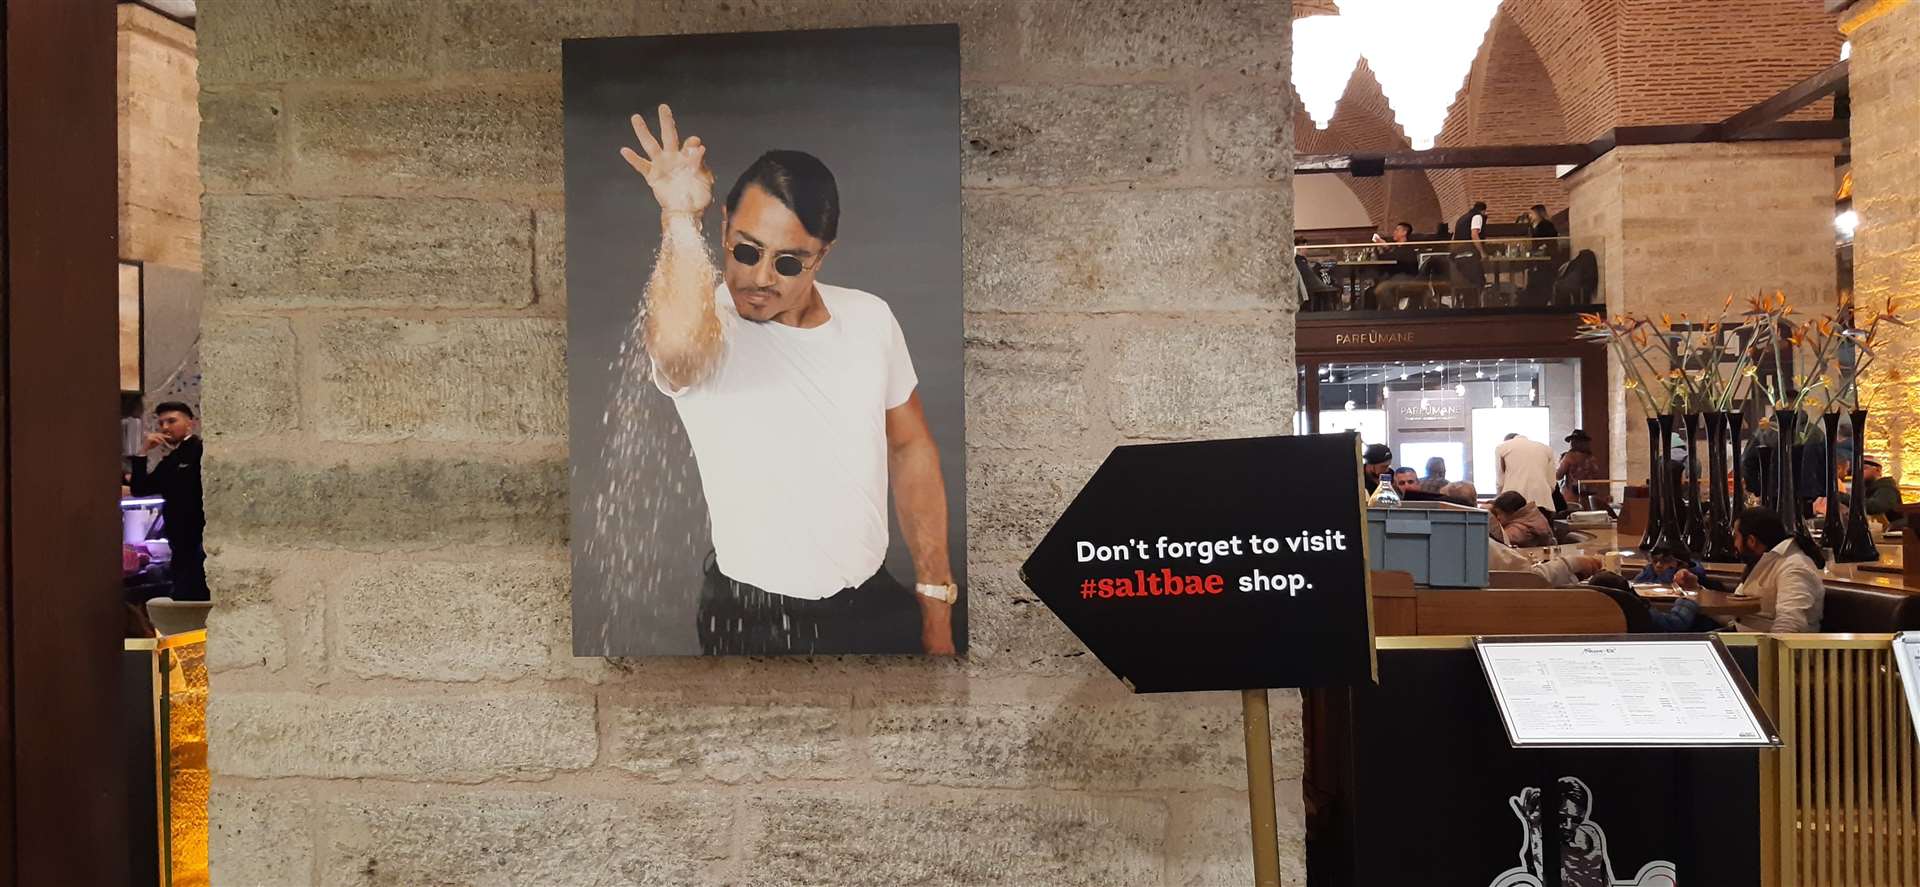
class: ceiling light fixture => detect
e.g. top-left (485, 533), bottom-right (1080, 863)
top-left (1835, 210), bottom-right (1858, 239)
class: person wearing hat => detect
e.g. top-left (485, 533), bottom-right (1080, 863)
top-left (1558, 429), bottom-right (1609, 509)
top-left (1842, 457), bottom-right (1907, 530)
top-left (1362, 443), bottom-right (1394, 494)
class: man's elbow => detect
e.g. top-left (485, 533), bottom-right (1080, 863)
top-left (889, 432), bottom-right (934, 459)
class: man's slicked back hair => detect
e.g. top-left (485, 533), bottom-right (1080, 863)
top-left (725, 150), bottom-right (840, 243)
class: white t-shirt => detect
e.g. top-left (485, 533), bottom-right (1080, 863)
top-left (1495, 435), bottom-right (1558, 509)
top-left (655, 282), bottom-right (917, 600)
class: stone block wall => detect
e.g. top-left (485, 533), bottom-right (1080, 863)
top-left (120, 3), bottom-right (203, 269)
top-left (196, 1), bottom-right (1302, 883)
top-left (1567, 140), bottom-right (1841, 483)
top-left (1846, 0), bottom-right (1920, 489)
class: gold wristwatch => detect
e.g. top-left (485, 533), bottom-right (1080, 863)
top-left (915, 582), bottom-right (959, 604)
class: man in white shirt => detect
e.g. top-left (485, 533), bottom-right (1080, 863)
top-left (1676, 507), bottom-right (1823, 632)
top-left (1495, 432), bottom-right (1559, 512)
top-left (621, 104), bottom-right (957, 656)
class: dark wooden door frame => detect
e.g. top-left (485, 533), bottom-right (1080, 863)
top-left (2, 0), bottom-right (128, 884)
top-left (1298, 313), bottom-right (1612, 477)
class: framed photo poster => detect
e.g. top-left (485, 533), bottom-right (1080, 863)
top-left (565, 26), bottom-right (965, 657)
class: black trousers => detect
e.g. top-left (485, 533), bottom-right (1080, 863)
top-left (697, 553), bottom-right (922, 655)
top-left (167, 534), bottom-right (209, 602)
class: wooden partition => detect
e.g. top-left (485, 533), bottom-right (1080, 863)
top-left (1368, 570), bottom-right (1628, 636)
top-left (1487, 569), bottom-right (1553, 588)
top-left (1759, 635), bottom-right (1920, 886)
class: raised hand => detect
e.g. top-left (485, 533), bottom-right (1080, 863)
top-left (619, 103), bottom-right (714, 217)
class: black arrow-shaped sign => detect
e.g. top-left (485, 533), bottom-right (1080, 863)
top-left (1020, 433), bottom-right (1377, 693)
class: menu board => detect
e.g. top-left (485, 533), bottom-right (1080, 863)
top-left (1475, 636), bottom-right (1779, 748)
top-left (1896, 633), bottom-right (1920, 743)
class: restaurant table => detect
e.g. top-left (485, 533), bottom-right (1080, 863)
top-left (1330, 259), bottom-right (1397, 308)
top-left (1482, 254), bottom-right (1553, 303)
top-left (1635, 584), bottom-right (1763, 618)
top-left (1531, 528), bottom-right (1917, 593)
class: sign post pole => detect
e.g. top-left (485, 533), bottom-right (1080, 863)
top-left (1241, 688), bottom-right (1282, 887)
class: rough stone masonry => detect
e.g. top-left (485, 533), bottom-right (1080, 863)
top-left (196, 1), bottom-right (1301, 883)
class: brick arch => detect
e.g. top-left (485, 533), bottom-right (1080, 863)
top-left (1430, 7), bottom-right (1574, 222)
top-left (1294, 59), bottom-right (1444, 232)
top-left (1498, 0), bottom-right (1618, 141)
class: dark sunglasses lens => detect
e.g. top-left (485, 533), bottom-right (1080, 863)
top-left (731, 242), bottom-right (806, 277)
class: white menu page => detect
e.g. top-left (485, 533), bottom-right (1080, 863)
top-left (1896, 634), bottom-right (1920, 744)
top-left (1476, 639), bottom-right (1774, 747)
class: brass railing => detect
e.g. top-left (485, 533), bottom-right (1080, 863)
top-left (1759, 634), bottom-right (1920, 886)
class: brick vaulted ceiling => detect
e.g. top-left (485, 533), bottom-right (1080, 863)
top-left (1294, 0), bottom-right (1842, 230)
top-left (1293, 60), bottom-right (1445, 231)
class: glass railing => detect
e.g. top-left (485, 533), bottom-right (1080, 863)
top-left (1294, 236), bottom-right (1599, 314)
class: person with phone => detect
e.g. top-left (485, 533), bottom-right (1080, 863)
top-left (127, 401), bottom-right (205, 601)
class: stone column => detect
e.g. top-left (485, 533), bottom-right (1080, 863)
top-left (194, 1), bottom-right (1305, 884)
top-left (1566, 140), bottom-right (1841, 483)
top-left (1844, 0), bottom-right (1920, 488)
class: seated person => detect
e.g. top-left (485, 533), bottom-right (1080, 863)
top-left (1392, 466), bottom-right (1451, 502)
top-left (1487, 538), bottom-right (1601, 587)
top-left (1373, 225), bottom-right (1432, 309)
top-left (1438, 481), bottom-right (1478, 508)
top-left (1487, 490), bottom-right (1555, 548)
top-left (1584, 571), bottom-right (1713, 633)
top-left (1363, 444), bottom-right (1394, 494)
top-left (1675, 506), bottom-right (1823, 633)
top-left (1294, 236), bottom-right (1337, 309)
top-left (1418, 457), bottom-right (1449, 492)
top-left (1631, 543), bottom-right (1704, 586)
top-left (1858, 457), bottom-right (1907, 530)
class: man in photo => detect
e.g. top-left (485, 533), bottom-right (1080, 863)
top-left (620, 104), bottom-right (957, 656)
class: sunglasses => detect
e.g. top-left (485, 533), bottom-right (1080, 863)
top-left (730, 241), bottom-right (814, 278)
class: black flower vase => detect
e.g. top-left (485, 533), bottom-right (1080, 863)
top-left (1726, 410), bottom-right (1747, 514)
top-left (1641, 416), bottom-right (1671, 552)
top-left (1680, 412), bottom-right (1708, 556)
top-left (1775, 409), bottom-right (1804, 537)
top-left (1659, 414), bottom-right (1685, 551)
top-left (1835, 407), bottom-right (1880, 562)
top-left (1821, 410), bottom-right (1842, 553)
top-left (1705, 412), bottom-right (1737, 561)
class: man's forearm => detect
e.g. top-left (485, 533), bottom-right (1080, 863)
top-left (644, 212), bottom-right (723, 388)
top-left (890, 438), bottom-right (952, 585)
